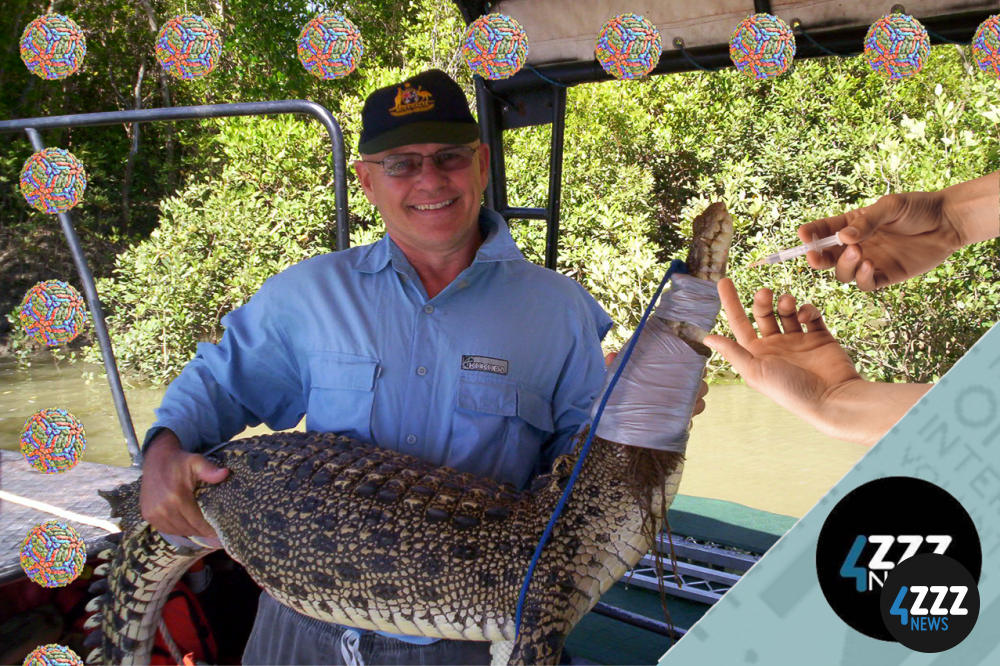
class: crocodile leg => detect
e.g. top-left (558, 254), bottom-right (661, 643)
top-left (506, 607), bottom-right (571, 666)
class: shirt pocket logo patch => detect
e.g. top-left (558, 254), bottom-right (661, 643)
top-left (461, 355), bottom-right (509, 375)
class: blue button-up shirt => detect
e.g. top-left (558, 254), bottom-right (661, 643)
top-left (144, 208), bottom-right (612, 643)
top-left (145, 207), bottom-right (612, 487)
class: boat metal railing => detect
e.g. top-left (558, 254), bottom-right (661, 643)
top-left (0, 101), bottom-right (350, 467)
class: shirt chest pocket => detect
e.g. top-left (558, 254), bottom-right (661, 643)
top-left (306, 352), bottom-right (379, 441)
top-left (449, 377), bottom-right (555, 486)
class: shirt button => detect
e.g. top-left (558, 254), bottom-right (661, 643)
top-left (406, 434), bottom-right (417, 445)
top-left (458, 280), bottom-right (469, 289)
top-left (416, 366), bottom-right (427, 376)
top-left (423, 304), bottom-right (434, 314)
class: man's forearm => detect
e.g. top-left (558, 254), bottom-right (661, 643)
top-left (818, 380), bottom-right (932, 447)
top-left (944, 170), bottom-right (1000, 246)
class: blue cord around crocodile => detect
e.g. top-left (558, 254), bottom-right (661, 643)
top-left (513, 258), bottom-right (689, 639)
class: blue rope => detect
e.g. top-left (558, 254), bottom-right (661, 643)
top-left (513, 258), bottom-right (688, 637)
top-left (677, 46), bottom-right (718, 72)
top-left (525, 64), bottom-right (570, 88)
top-left (795, 25), bottom-right (851, 57)
top-left (926, 28), bottom-right (963, 45)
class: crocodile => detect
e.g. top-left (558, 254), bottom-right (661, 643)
top-left (82, 202), bottom-right (734, 665)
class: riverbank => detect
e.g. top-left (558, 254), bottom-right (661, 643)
top-left (0, 354), bottom-right (867, 518)
top-left (0, 222), bottom-right (123, 350)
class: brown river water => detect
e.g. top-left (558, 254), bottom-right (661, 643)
top-left (0, 355), bottom-right (868, 518)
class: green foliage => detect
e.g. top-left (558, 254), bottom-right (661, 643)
top-left (87, 114), bottom-right (338, 383)
top-left (683, 51), bottom-right (1000, 382)
top-left (525, 47), bottom-right (997, 383)
top-left (2, 306), bottom-right (93, 373)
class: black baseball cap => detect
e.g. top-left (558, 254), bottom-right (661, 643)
top-left (358, 69), bottom-right (480, 155)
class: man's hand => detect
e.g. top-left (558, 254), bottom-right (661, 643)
top-left (702, 279), bottom-right (863, 432)
top-left (798, 190), bottom-right (964, 291)
top-left (140, 430), bottom-right (229, 539)
top-left (604, 351), bottom-right (709, 418)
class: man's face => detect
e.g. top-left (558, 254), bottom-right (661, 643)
top-left (353, 141), bottom-right (491, 257)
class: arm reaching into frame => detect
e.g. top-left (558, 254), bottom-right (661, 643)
top-left (702, 278), bottom-right (931, 446)
top-left (798, 171), bottom-right (999, 290)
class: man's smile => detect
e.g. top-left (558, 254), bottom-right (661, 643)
top-left (410, 198), bottom-right (457, 211)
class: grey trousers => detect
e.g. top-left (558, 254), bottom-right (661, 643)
top-left (242, 591), bottom-right (494, 665)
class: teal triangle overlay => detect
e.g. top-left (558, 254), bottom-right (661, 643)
top-left (659, 324), bottom-right (1000, 665)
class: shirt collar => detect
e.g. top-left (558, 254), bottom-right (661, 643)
top-left (352, 207), bottom-right (524, 274)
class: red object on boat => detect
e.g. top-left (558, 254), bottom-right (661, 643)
top-left (149, 580), bottom-right (218, 665)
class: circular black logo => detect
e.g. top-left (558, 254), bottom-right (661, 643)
top-left (879, 554), bottom-right (980, 652)
top-left (816, 477), bottom-right (981, 642)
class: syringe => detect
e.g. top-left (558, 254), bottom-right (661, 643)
top-left (749, 232), bottom-right (845, 267)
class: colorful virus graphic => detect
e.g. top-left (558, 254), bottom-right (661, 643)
top-left (729, 14), bottom-right (796, 79)
top-left (21, 408), bottom-right (87, 474)
top-left (20, 521), bottom-right (87, 588)
top-left (864, 14), bottom-right (930, 80)
top-left (596, 14), bottom-right (662, 80)
top-left (156, 15), bottom-right (223, 79)
top-left (462, 13), bottom-right (528, 80)
top-left (972, 15), bottom-right (1000, 79)
top-left (297, 13), bottom-right (363, 79)
top-left (22, 644), bottom-right (84, 666)
top-left (19, 13), bottom-right (87, 80)
top-left (19, 148), bottom-right (87, 215)
top-left (19, 280), bottom-right (88, 346)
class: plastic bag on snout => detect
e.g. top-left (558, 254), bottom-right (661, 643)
top-left (591, 273), bottom-right (721, 453)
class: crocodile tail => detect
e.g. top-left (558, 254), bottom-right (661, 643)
top-left (98, 479), bottom-right (145, 537)
top-left (96, 483), bottom-right (129, 518)
top-left (87, 479), bottom-right (215, 664)
top-left (84, 526), bottom-right (212, 664)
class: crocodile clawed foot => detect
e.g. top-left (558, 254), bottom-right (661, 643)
top-left (82, 628), bottom-right (104, 649)
top-left (88, 577), bottom-right (109, 594)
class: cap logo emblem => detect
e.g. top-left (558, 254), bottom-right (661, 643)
top-left (390, 82), bottom-right (435, 116)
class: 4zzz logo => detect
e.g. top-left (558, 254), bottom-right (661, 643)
top-left (839, 534), bottom-right (952, 592)
top-left (887, 582), bottom-right (969, 629)
top-left (878, 553), bottom-right (981, 651)
top-left (816, 477), bottom-right (982, 647)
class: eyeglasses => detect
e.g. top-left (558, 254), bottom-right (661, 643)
top-left (361, 145), bottom-right (478, 178)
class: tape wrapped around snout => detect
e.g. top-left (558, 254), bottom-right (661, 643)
top-left (654, 274), bottom-right (721, 332)
top-left (592, 273), bottom-right (721, 452)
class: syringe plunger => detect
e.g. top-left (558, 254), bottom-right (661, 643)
top-left (750, 232), bottom-right (845, 267)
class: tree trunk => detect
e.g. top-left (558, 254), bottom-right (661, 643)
top-left (136, 0), bottom-right (177, 193)
top-left (122, 56), bottom-right (147, 234)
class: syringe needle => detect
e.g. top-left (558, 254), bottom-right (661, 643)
top-left (748, 232), bottom-right (845, 268)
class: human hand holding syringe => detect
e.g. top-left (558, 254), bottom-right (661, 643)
top-left (758, 172), bottom-right (998, 289)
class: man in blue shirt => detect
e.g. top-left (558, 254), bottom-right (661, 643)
top-left (138, 69), bottom-right (689, 665)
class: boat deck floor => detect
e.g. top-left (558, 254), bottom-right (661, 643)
top-left (0, 450), bottom-right (139, 585)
